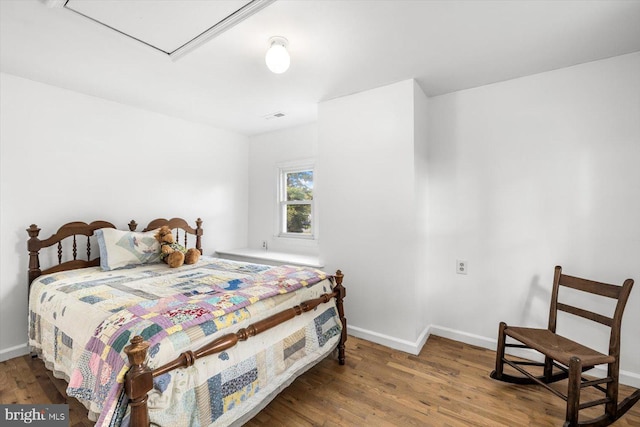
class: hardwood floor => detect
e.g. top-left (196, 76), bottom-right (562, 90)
top-left (1, 335), bottom-right (639, 426)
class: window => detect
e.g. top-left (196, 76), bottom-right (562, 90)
top-left (278, 163), bottom-right (314, 238)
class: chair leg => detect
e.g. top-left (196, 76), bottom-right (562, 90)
top-left (491, 321), bottom-right (507, 379)
top-left (605, 359), bottom-right (619, 420)
top-left (566, 356), bottom-right (582, 427)
top-left (543, 355), bottom-right (554, 382)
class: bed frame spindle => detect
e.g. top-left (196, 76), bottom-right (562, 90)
top-left (57, 241), bottom-right (62, 264)
top-left (72, 235), bottom-right (77, 260)
top-left (86, 236), bottom-right (91, 260)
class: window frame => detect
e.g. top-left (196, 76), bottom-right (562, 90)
top-left (276, 160), bottom-right (316, 240)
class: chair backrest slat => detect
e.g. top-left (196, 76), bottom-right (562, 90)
top-left (556, 302), bottom-right (613, 327)
top-left (560, 274), bottom-right (622, 299)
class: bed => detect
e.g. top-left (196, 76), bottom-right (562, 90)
top-left (26, 217), bottom-right (347, 427)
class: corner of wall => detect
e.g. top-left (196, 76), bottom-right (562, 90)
top-left (348, 324), bottom-right (431, 356)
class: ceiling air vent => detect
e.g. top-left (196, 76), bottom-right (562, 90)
top-left (263, 112), bottom-right (286, 120)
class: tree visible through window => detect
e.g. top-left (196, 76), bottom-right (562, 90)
top-left (280, 167), bottom-right (314, 237)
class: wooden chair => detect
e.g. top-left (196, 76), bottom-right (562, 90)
top-left (490, 266), bottom-right (640, 427)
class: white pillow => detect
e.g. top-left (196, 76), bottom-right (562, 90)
top-left (96, 228), bottom-right (161, 271)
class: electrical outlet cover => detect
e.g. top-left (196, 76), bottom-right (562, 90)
top-left (456, 260), bottom-right (467, 274)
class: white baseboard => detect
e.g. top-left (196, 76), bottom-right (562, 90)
top-left (348, 324), bottom-right (430, 356)
top-left (617, 369), bottom-right (640, 389)
top-left (348, 323), bottom-right (640, 389)
top-left (0, 342), bottom-right (29, 362)
top-left (428, 324), bottom-right (497, 350)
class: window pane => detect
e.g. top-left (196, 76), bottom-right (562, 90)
top-left (286, 171), bottom-right (313, 201)
top-left (286, 204), bottom-right (312, 234)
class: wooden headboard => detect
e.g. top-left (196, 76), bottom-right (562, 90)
top-left (131, 217), bottom-right (203, 251)
top-left (27, 217), bottom-right (203, 285)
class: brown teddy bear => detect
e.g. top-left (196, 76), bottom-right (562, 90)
top-left (154, 226), bottom-right (201, 268)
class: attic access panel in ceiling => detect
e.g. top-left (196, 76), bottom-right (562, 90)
top-left (63, 0), bottom-right (274, 59)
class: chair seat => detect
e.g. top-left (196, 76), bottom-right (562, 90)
top-left (504, 326), bottom-right (615, 367)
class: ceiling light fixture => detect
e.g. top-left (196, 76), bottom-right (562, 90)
top-left (265, 36), bottom-right (290, 74)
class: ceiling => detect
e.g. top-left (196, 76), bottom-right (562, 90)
top-left (1, 0), bottom-right (639, 136)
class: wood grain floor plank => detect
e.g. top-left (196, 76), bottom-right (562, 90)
top-left (1, 335), bottom-right (639, 426)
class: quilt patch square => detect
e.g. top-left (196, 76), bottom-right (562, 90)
top-left (314, 307), bottom-right (341, 347)
top-left (283, 329), bottom-right (306, 360)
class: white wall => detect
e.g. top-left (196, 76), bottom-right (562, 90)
top-left (424, 52), bottom-right (640, 379)
top-left (5, 50), bottom-right (637, 385)
top-left (318, 80), bottom-right (429, 349)
top-left (0, 73), bottom-right (249, 360)
top-left (247, 123), bottom-right (319, 255)
top-left (217, 52), bottom-right (640, 384)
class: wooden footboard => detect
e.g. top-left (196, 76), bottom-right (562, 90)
top-left (124, 271), bottom-right (347, 427)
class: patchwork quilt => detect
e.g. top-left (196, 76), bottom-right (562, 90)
top-left (28, 257), bottom-right (342, 427)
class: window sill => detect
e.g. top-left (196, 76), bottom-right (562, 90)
top-left (215, 248), bottom-right (324, 269)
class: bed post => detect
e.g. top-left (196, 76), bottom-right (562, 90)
top-left (195, 218), bottom-right (203, 254)
top-left (333, 270), bottom-right (347, 365)
top-left (27, 224), bottom-right (42, 285)
top-left (124, 336), bottom-right (153, 427)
